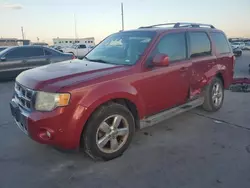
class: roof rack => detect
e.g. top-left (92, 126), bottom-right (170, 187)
top-left (139, 22), bottom-right (215, 29)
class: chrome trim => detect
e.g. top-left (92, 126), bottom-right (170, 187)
top-left (11, 98), bottom-right (29, 135)
top-left (139, 97), bottom-right (204, 129)
top-left (0, 66), bottom-right (38, 72)
top-left (14, 82), bottom-right (35, 111)
top-left (14, 118), bottom-right (28, 135)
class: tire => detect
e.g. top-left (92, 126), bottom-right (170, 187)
top-left (202, 77), bottom-right (224, 112)
top-left (82, 102), bottom-right (135, 161)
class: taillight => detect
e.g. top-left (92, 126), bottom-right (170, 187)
top-left (72, 55), bottom-right (76, 59)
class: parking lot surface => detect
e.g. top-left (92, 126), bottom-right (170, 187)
top-left (234, 50), bottom-right (250, 78)
top-left (0, 52), bottom-right (250, 188)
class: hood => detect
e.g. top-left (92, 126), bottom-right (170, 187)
top-left (16, 59), bottom-right (129, 91)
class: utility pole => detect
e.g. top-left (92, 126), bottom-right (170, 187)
top-left (74, 13), bottom-right (78, 43)
top-left (21, 26), bottom-right (24, 40)
top-left (121, 3), bottom-right (124, 31)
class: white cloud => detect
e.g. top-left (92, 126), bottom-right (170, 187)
top-left (1, 3), bottom-right (23, 10)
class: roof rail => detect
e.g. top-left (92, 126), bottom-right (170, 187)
top-left (139, 22), bottom-right (215, 29)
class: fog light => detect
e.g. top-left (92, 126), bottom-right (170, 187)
top-left (46, 131), bottom-right (51, 138)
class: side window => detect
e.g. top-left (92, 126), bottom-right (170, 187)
top-left (44, 49), bottom-right (52, 56)
top-left (28, 48), bottom-right (44, 57)
top-left (79, 45), bottom-right (86, 49)
top-left (210, 32), bottom-right (231, 54)
top-left (5, 48), bottom-right (42, 58)
top-left (155, 32), bottom-right (187, 62)
top-left (5, 49), bottom-right (22, 58)
top-left (189, 32), bottom-right (211, 58)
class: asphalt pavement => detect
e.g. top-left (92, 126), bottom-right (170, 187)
top-left (0, 52), bottom-right (250, 188)
top-left (234, 50), bottom-right (250, 78)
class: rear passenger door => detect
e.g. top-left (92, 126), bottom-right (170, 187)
top-left (188, 31), bottom-right (217, 94)
top-left (210, 32), bottom-right (234, 87)
top-left (24, 47), bottom-right (48, 67)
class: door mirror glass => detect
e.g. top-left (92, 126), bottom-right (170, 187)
top-left (0, 57), bottom-right (6, 61)
top-left (152, 54), bottom-right (169, 67)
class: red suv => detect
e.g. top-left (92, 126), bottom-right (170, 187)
top-left (10, 23), bottom-right (234, 160)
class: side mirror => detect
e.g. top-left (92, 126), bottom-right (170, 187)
top-left (152, 54), bottom-right (169, 67)
top-left (0, 57), bottom-right (6, 61)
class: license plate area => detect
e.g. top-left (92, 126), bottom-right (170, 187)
top-left (10, 100), bottom-right (28, 135)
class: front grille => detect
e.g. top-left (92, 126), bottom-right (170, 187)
top-left (14, 82), bottom-right (35, 111)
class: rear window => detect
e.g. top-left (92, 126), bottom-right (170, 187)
top-left (79, 45), bottom-right (86, 49)
top-left (211, 32), bottom-right (231, 54)
top-left (189, 32), bottom-right (211, 58)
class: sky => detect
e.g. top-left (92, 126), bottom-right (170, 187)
top-left (0, 0), bottom-right (250, 44)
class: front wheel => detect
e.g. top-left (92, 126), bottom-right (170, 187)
top-left (202, 77), bottom-right (224, 112)
top-left (82, 103), bottom-right (135, 160)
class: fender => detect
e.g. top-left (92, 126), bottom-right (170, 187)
top-left (78, 80), bottom-right (145, 118)
top-left (203, 64), bottom-right (227, 87)
top-left (70, 80), bottom-right (146, 147)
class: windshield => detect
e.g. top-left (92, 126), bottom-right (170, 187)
top-left (85, 31), bottom-right (156, 65)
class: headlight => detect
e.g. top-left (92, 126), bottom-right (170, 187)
top-left (35, 91), bottom-right (71, 111)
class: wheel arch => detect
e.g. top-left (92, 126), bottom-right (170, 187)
top-left (78, 97), bottom-right (140, 148)
top-left (216, 72), bottom-right (224, 87)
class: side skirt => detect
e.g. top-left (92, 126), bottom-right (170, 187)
top-left (139, 97), bottom-right (204, 129)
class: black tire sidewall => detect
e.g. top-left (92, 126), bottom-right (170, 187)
top-left (83, 103), bottom-right (135, 160)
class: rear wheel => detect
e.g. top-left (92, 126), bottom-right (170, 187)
top-left (202, 77), bottom-right (224, 112)
top-left (82, 103), bottom-right (135, 160)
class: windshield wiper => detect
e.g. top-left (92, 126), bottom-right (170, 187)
top-left (83, 57), bottom-right (113, 65)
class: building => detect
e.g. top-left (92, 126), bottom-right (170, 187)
top-left (52, 37), bottom-right (95, 47)
top-left (0, 38), bottom-right (30, 46)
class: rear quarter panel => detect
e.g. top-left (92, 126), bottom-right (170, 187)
top-left (208, 31), bottom-right (234, 88)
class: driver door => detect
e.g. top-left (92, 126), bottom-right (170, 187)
top-left (138, 31), bottom-right (192, 116)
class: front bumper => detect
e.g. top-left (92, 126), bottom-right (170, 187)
top-left (9, 98), bottom-right (88, 150)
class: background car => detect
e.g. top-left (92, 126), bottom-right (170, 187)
top-left (62, 43), bottom-right (92, 58)
top-left (231, 42), bottom-right (245, 50)
top-left (231, 45), bottom-right (242, 57)
top-left (0, 45), bottom-right (74, 81)
top-left (244, 42), bottom-right (250, 50)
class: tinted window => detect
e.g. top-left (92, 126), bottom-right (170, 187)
top-left (211, 32), bottom-right (231, 54)
top-left (155, 32), bottom-right (187, 61)
top-left (29, 48), bottom-right (44, 56)
top-left (189, 32), bottom-right (211, 58)
top-left (79, 45), bottom-right (86, 49)
top-left (6, 47), bottom-right (44, 58)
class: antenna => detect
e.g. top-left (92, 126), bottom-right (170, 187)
top-left (121, 3), bottom-right (124, 31)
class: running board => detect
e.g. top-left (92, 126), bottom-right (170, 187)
top-left (139, 97), bottom-right (204, 129)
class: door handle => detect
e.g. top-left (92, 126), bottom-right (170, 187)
top-left (180, 67), bottom-right (188, 72)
